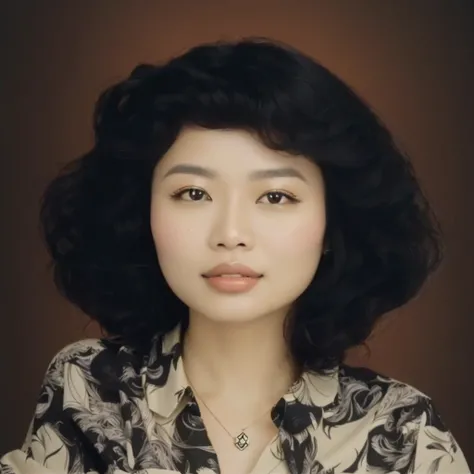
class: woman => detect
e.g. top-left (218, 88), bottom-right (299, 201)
top-left (1, 37), bottom-right (470, 474)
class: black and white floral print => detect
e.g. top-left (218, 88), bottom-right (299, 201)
top-left (1, 324), bottom-right (470, 473)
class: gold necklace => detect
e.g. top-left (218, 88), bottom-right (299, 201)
top-left (187, 375), bottom-right (299, 452)
top-left (189, 380), bottom-right (275, 450)
top-left (189, 385), bottom-right (285, 474)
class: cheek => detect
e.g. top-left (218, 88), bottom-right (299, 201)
top-left (263, 215), bottom-right (325, 257)
top-left (152, 220), bottom-right (181, 252)
top-left (150, 207), bottom-right (204, 259)
top-left (150, 211), bottom-right (198, 288)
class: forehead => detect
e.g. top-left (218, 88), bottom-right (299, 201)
top-left (155, 127), bottom-right (322, 180)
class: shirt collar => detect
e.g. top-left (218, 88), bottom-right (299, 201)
top-left (144, 323), bottom-right (340, 422)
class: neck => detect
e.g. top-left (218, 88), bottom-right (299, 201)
top-left (181, 310), bottom-right (298, 406)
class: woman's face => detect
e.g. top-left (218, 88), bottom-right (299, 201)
top-left (150, 127), bottom-right (326, 324)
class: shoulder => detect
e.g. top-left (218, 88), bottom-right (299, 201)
top-left (49, 337), bottom-right (106, 363)
top-left (338, 364), bottom-right (440, 429)
top-left (338, 365), bottom-right (471, 472)
top-left (341, 366), bottom-right (449, 442)
top-left (45, 338), bottom-right (107, 377)
top-left (339, 363), bottom-right (432, 402)
top-left (42, 337), bottom-right (146, 394)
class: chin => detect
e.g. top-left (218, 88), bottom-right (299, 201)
top-left (201, 312), bottom-right (264, 324)
top-left (189, 299), bottom-right (290, 326)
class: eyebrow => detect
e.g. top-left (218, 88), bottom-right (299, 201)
top-left (162, 164), bottom-right (307, 182)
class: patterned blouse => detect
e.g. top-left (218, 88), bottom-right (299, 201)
top-left (1, 323), bottom-right (470, 474)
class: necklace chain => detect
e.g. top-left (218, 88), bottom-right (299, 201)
top-left (187, 375), bottom-right (298, 453)
top-left (187, 382), bottom-right (285, 473)
top-left (189, 381), bottom-right (275, 450)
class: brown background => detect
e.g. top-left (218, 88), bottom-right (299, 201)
top-left (1, 0), bottom-right (473, 465)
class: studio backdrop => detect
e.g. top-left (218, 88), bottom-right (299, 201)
top-left (1, 0), bottom-right (473, 465)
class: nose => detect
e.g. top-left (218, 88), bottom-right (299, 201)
top-left (208, 198), bottom-right (255, 251)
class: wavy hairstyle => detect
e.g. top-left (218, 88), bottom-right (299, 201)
top-left (40, 37), bottom-right (444, 374)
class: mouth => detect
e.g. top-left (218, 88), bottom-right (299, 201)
top-left (202, 262), bottom-right (263, 279)
top-left (201, 263), bottom-right (263, 293)
top-left (202, 273), bottom-right (263, 293)
top-left (202, 274), bottom-right (263, 279)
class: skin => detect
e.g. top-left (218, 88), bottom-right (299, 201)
top-left (150, 127), bottom-right (326, 473)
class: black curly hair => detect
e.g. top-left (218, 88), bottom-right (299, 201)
top-left (40, 37), bottom-right (444, 374)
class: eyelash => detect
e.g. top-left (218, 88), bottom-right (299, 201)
top-left (169, 187), bottom-right (301, 205)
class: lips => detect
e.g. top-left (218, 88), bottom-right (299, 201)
top-left (202, 263), bottom-right (263, 279)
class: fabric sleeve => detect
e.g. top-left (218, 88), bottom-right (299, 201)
top-left (413, 397), bottom-right (471, 473)
top-left (0, 345), bottom-right (102, 474)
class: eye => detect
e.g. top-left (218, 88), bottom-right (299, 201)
top-left (258, 191), bottom-right (300, 205)
top-left (170, 187), bottom-right (211, 202)
top-left (170, 188), bottom-right (300, 204)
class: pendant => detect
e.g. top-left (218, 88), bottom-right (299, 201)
top-left (234, 432), bottom-right (249, 450)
